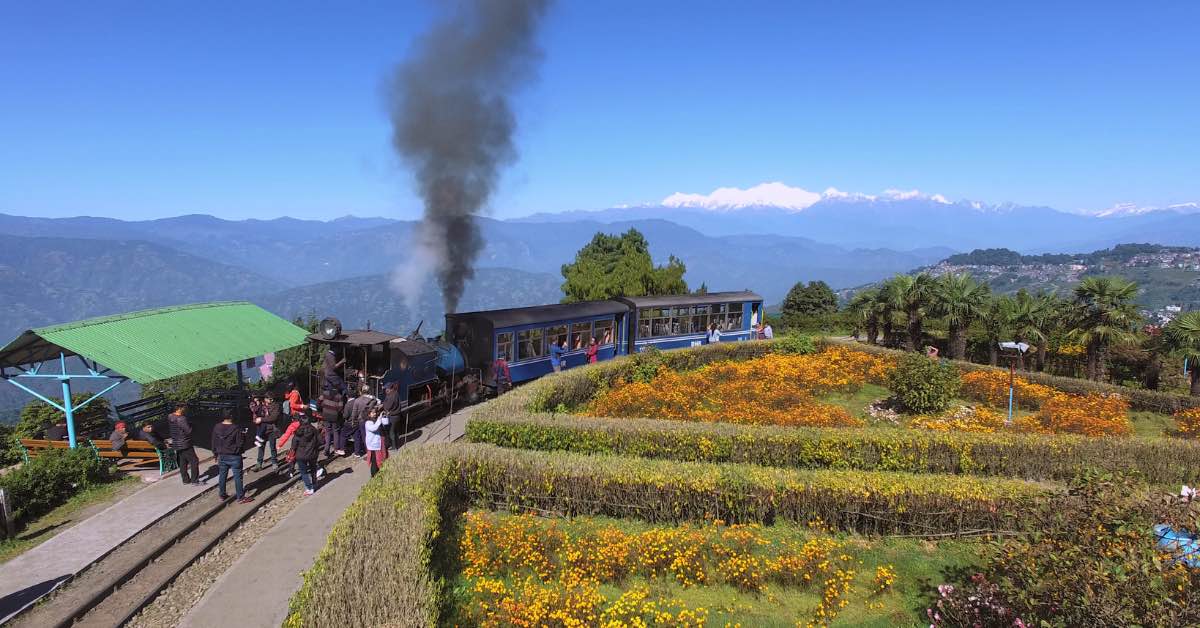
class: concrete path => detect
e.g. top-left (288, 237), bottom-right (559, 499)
top-left (0, 447), bottom-right (215, 624)
top-left (180, 408), bottom-right (471, 627)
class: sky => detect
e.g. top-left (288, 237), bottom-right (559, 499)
top-left (2, 1), bottom-right (1198, 221)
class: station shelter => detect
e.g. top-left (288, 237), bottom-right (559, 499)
top-left (0, 301), bottom-right (309, 448)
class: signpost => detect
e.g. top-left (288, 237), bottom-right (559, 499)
top-left (998, 341), bottom-right (1030, 425)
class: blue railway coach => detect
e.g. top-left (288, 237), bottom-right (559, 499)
top-left (445, 291), bottom-right (763, 390)
top-left (617, 291), bottom-right (763, 352)
top-left (445, 300), bottom-right (630, 386)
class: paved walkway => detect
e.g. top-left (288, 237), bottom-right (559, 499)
top-left (0, 447), bottom-right (214, 624)
top-left (180, 408), bottom-right (471, 627)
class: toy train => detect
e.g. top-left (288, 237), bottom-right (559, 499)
top-left (307, 290), bottom-right (763, 419)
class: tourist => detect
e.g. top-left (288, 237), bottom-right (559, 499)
top-left (342, 384), bottom-right (374, 457)
top-left (139, 422), bottom-right (165, 450)
top-left (319, 390), bottom-right (342, 458)
top-left (44, 419), bottom-right (68, 441)
top-left (289, 414), bottom-right (322, 496)
top-left (549, 337), bottom-right (566, 373)
top-left (763, 322), bottom-right (774, 340)
top-left (285, 382), bottom-right (305, 415)
top-left (168, 404), bottom-right (201, 485)
top-left (254, 394), bottom-right (282, 472)
top-left (381, 381), bottom-right (402, 449)
top-left (708, 323), bottom-right (722, 344)
top-left (212, 416), bottom-right (253, 503)
top-left (108, 421), bottom-right (129, 453)
top-left (363, 404), bottom-right (389, 477)
top-left (586, 336), bottom-right (599, 364)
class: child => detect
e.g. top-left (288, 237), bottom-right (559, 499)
top-left (363, 403), bottom-right (389, 477)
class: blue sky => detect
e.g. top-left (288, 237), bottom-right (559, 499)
top-left (2, 1), bottom-right (1198, 220)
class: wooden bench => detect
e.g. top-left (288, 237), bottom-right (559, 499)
top-left (90, 439), bottom-right (177, 477)
top-left (17, 438), bottom-right (72, 463)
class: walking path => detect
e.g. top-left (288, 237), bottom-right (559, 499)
top-left (0, 447), bottom-right (214, 624)
top-left (180, 407), bottom-right (472, 627)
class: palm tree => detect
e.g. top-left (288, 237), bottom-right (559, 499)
top-left (885, 273), bottom-right (936, 351)
top-left (1008, 290), bottom-right (1060, 370)
top-left (846, 289), bottom-right (881, 344)
top-left (932, 273), bottom-right (990, 361)
top-left (876, 279), bottom-right (902, 347)
top-left (1164, 310), bottom-right (1200, 396)
top-left (1069, 276), bottom-right (1141, 381)
top-left (980, 295), bottom-right (1015, 365)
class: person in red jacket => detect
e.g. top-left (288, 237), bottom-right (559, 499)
top-left (586, 336), bottom-right (599, 364)
top-left (285, 382), bottom-right (305, 415)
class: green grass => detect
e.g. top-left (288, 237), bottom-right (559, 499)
top-left (820, 384), bottom-right (889, 420)
top-left (1131, 410), bottom-right (1176, 439)
top-left (443, 510), bottom-right (978, 627)
top-left (0, 475), bottom-right (139, 564)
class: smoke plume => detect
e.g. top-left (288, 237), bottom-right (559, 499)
top-left (389, 0), bottom-right (551, 313)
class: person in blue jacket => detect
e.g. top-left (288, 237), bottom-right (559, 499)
top-left (549, 338), bottom-right (566, 373)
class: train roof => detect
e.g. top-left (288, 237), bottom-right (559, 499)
top-left (447, 300), bottom-right (628, 329)
top-left (616, 291), bottom-right (763, 308)
top-left (307, 330), bottom-right (400, 346)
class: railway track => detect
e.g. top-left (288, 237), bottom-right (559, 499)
top-left (7, 461), bottom-right (305, 628)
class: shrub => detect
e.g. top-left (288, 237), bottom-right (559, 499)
top-left (887, 353), bottom-right (961, 414)
top-left (1026, 392), bottom-right (1133, 437)
top-left (1174, 407), bottom-right (1200, 439)
top-left (466, 413), bottom-right (1200, 485)
top-left (930, 472), bottom-right (1200, 627)
top-left (911, 405), bottom-right (1007, 434)
top-left (0, 447), bottom-right (113, 522)
top-left (960, 370), bottom-right (1056, 410)
top-left (772, 333), bottom-right (818, 355)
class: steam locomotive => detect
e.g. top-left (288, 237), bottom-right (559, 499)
top-left (308, 290), bottom-right (763, 421)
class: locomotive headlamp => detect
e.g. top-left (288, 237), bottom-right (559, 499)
top-left (318, 317), bottom-right (342, 340)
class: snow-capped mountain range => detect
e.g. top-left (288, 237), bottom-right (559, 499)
top-left (519, 183), bottom-right (1200, 252)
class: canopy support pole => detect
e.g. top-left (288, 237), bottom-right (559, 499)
top-left (1, 353), bottom-right (127, 448)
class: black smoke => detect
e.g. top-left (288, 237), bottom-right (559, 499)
top-left (389, 0), bottom-right (551, 313)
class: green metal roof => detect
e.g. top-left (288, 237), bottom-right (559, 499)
top-left (0, 302), bottom-right (309, 383)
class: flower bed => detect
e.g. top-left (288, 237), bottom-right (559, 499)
top-left (286, 443), bottom-right (1060, 626)
top-left (585, 347), bottom-right (892, 428)
top-left (451, 511), bottom-right (896, 627)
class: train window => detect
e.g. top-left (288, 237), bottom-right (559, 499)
top-left (691, 305), bottom-right (709, 334)
top-left (727, 304), bottom-right (744, 330)
top-left (570, 321), bottom-right (591, 349)
top-left (496, 332), bottom-right (514, 362)
top-left (517, 328), bottom-right (544, 361)
top-left (594, 319), bottom-right (614, 345)
top-left (546, 325), bottom-right (568, 350)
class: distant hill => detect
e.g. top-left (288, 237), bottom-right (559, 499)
top-left (256, 267), bottom-right (564, 336)
top-left (0, 234), bottom-right (282, 341)
top-left (923, 244), bottom-right (1200, 313)
top-left (0, 213), bottom-right (950, 304)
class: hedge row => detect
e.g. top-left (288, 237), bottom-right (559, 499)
top-left (466, 413), bottom-right (1200, 486)
top-left (455, 442), bottom-right (1054, 535)
top-left (285, 446), bottom-right (464, 628)
top-left (287, 442), bottom-right (1062, 626)
top-left (819, 338), bottom-right (1200, 415)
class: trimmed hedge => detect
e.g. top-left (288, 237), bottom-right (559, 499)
top-left (466, 413), bottom-right (1200, 486)
top-left (287, 443), bottom-right (1062, 626)
top-left (820, 338), bottom-right (1200, 415)
top-left (285, 446), bottom-right (464, 628)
